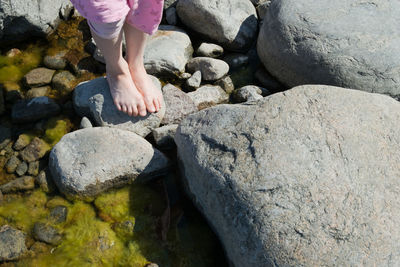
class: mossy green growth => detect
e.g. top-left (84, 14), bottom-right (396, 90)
top-left (0, 45), bottom-right (43, 84)
top-left (43, 116), bottom-right (73, 147)
top-left (0, 189), bottom-right (48, 232)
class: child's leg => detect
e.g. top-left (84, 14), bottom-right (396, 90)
top-left (88, 19), bottom-right (147, 117)
top-left (123, 0), bottom-right (164, 113)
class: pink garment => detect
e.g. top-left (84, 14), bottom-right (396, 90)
top-left (70, 0), bottom-right (164, 35)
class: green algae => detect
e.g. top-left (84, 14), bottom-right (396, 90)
top-left (43, 116), bottom-right (73, 147)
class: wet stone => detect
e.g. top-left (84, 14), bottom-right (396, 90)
top-left (52, 71), bottom-right (76, 94)
top-left (15, 161), bottom-right (28, 176)
top-left (49, 206), bottom-right (68, 224)
top-left (0, 225), bottom-right (27, 261)
top-left (43, 51), bottom-right (68, 70)
top-left (20, 137), bottom-right (51, 163)
top-left (165, 7), bottom-right (178, 25)
top-left (26, 86), bottom-right (51, 99)
top-left (0, 176), bottom-right (35, 193)
top-left (14, 134), bottom-right (32, 151)
top-left (214, 75), bottom-right (235, 94)
top-left (35, 168), bottom-right (56, 194)
top-left (11, 97), bottom-right (61, 124)
top-left (186, 57), bottom-right (229, 81)
top-left (6, 155), bottom-right (20, 174)
top-left (196, 43), bottom-right (224, 58)
top-left (79, 116), bottom-right (92, 129)
top-left (23, 68), bottom-right (55, 88)
top-left (28, 161), bottom-right (40, 176)
top-left (33, 222), bottom-right (62, 245)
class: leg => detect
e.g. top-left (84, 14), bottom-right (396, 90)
top-left (88, 19), bottom-right (147, 117)
top-left (123, 23), bottom-right (163, 113)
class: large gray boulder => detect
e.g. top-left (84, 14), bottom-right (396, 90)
top-left (72, 76), bottom-right (164, 137)
top-left (175, 85), bottom-right (400, 266)
top-left (176, 0), bottom-right (258, 52)
top-left (257, 0), bottom-right (400, 97)
top-left (144, 25), bottom-right (193, 77)
top-left (49, 127), bottom-right (170, 199)
top-left (0, 0), bottom-right (73, 43)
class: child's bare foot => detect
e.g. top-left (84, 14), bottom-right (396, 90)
top-left (128, 65), bottom-right (163, 113)
top-left (106, 59), bottom-right (147, 117)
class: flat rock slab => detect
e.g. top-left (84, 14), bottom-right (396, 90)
top-left (11, 97), bottom-right (61, 123)
top-left (257, 0), bottom-right (400, 96)
top-left (23, 68), bottom-right (55, 87)
top-left (49, 127), bottom-right (170, 199)
top-left (72, 77), bottom-right (164, 137)
top-left (187, 85), bottom-right (229, 110)
top-left (0, 225), bottom-right (27, 261)
top-left (177, 0), bottom-right (258, 51)
top-left (175, 85), bottom-right (400, 266)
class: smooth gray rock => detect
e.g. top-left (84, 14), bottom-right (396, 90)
top-left (79, 116), bottom-right (92, 129)
top-left (185, 70), bottom-right (202, 90)
top-left (152, 124), bottom-right (179, 149)
top-left (233, 85), bottom-right (264, 102)
top-left (49, 127), bottom-right (170, 198)
top-left (11, 97), bottom-right (61, 123)
top-left (33, 222), bottom-right (62, 245)
top-left (72, 77), bottom-right (164, 137)
top-left (5, 155), bottom-right (20, 174)
top-left (23, 68), bottom-right (55, 88)
top-left (176, 0), bottom-right (258, 51)
top-left (0, 176), bottom-right (35, 193)
top-left (161, 84), bottom-right (198, 125)
top-left (43, 50), bottom-right (68, 70)
top-left (187, 85), bottom-right (229, 110)
top-left (15, 161), bottom-right (28, 176)
top-left (144, 25), bottom-right (193, 77)
top-left (165, 7), bottom-right (178, 25)
top-left (0, 0), bottom-right (73, 43)
top-left (186, 57), bottom-right (229, 81)
top-left (175, 85), bottom-right (400, 266)
top-left (196, 43), bottom-right (224, 58)
top-left (0, 225), bottom-right (27, 261)
top-left (257, 0), bottom-right (400, 96)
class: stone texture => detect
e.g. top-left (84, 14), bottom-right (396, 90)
top-left (43, 50), bottom-right (68, 70)
top-left (0, 176), bottom-right (35, 193)
top-left (185, 70), bottom-right (202, 90)
top-left (33, 222), bottom-right (62, 245)
top-left (0, 225), bottom-right (27, 261)
top-left (11, 97), bottom-right (61, 123)
top-left (72, 77), bottom-right (164, 137)
top-left (233, 85), bottom-right (264, 102)
top-left (49, 127), bottom-right (170, 198)
top-left (214, 76), bottom-right (235, 94)
top-left (15, 161), bottom-right (28, 176)
top-left (23, 68), bottom-right (55, 88)
top-left (49, 206), bottom-right (68, 224)
top-left (35, 168), bottom-right (56, 193)
top-left (5, 155), bottom-right (20, 174)
top-left (257, 0), bottom-right (400, 97)
top-left (14, 134), bottom-right (32, 151)
top-left (26, 86), bottom-right (51, 99)
top-left (187, 85), bottom-right (229, 110)
top-left (175, 85), bottom-right (400, 266)
top-left (79, 116), bottom-right (92, 129)
top-left (186, 57), bottom-right (229, 81)
top-left (19, 137), bottom-right (51, 163)
top-left (144, 25), bottom-right (193, 77)
top-left (196, 43), bottom-right (224, 58)
top-left (52, 70), bottom-right (76, 94)
top-left (161, 84), bottom-right (198, 125)
top-left (165, 7), bottom-right (177, 25)
top-left (27, 161), bottom-right (39, 176)
top-left (152, 124), bottom-right (179, 149)
top-left (0, 0), bottom-right (73, 43)
top-left (176, 0), bottom-right (258, 51)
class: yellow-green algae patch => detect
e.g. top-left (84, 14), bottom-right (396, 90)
top-left (43, 116), bottom-right (74, 147)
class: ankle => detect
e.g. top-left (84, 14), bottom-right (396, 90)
top-left (106, 58), bottom-right (129, 76)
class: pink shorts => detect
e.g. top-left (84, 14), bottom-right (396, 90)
top-left (70, 0), bottom-right (164, 36)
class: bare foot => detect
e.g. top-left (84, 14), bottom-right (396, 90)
top-left (128, 65), bottom-right (163, 113)
top-left (106, 59), bottom-right (147, 117)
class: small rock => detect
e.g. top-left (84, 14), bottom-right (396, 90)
top-left (186, 57), bottom-right (229, 81)
top-left (23, 68), bottom-right (55, 88)
top-left (0, 225), bottom-right (27, 261)
top-left (179, 72), bottom-right (191, 79)
top-left (152, 124), bottom-right (179, 149)
top-left (35, 168), bottom-right (56, 193)
top-left (11, 97), bottom-right (61, 124)
top-left (165, 7), bottom-right (178, 25)
top-left (52, 71), bottom-right (76, 94)
top-left (6, 155), bottom-right (20, 174)
top-left (214, 76), bottom-right (235, 94)
top-left (223, 53), bottom-right (249, 70)
top-left (79, 117), bottom-right (92, 129)
top-left (15, 161), bottom-right (28, 176)
top-left (254, 67), bottom-right (283, 92)
top-left (196, 43), bottom-right (224, 58)
top-left (28, 161), bottom-right (40, 176)
top-left (33, 222), bottom-right (62, 245)
top-left (0, 176), bottom-right (35, 193)
top-left (20, 137), bottom-right (51, 163)
top-left (185, 70), bottom-right (201, 90)
top-left (187, 85), bottom-right (229, 110)
top-left (233, 85), bottom-right (265, 102)
top-left (25, 86), bottom-right (51, 99)
top-left (14, 134), bottom-right (33, 151)
top-left (49, 206), bottom-right (68, 224)
top-left (43, 51), bottom-right (68, 70)
top-left (161, 84), bottom-right (198, 125)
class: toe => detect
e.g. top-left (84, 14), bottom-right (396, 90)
top-left (138, 101), bottom-right (147, 117)
top-left (153, 99), bottom-right (159, 112)
top-left (144, 97), bottom-right (156, 113)
top-left (132, 106), bottom-right (139, 116)
top-left (122, 104), bottom-right (128, 114)
top-left (127, 105), bottom-right (133, 117)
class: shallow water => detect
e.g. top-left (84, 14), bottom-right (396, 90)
top-left (0, 17), bottom-right (227, 266)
